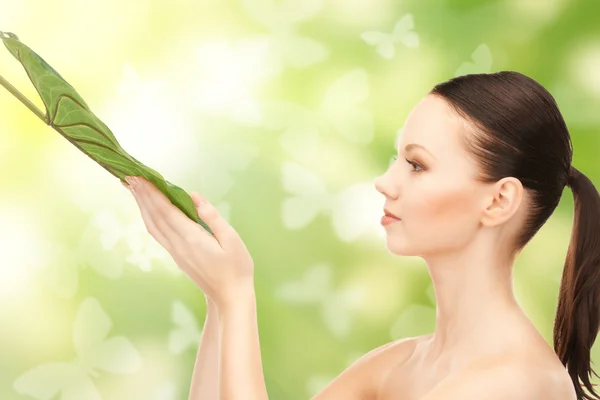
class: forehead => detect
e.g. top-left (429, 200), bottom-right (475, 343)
top-left (396, 95), bottom-right (466, 156)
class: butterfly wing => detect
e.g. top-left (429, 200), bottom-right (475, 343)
top-left (377, 42), bottom-right (396, 59)
top-left (73, 298), bottom-right (112, 355)
top-left (153, 381), bottom-right (179, 400)
top-left (455, 44), bottom-right (493, 76)
top-left (360, 31), bottom-right (389, 46)
top-left (13, 362), bottom-right (79, 400)
top-left (321, 69), bottom-right (374, 144)
top-left (281, 163), bottom-right (329, 229)
top-left (470, 43), bottom-right (493, 71)
top-left (81, 219), bottom-right (124, 279)
top-left (168, 301), bottom-right (201, 354)
top-left (74, 299), bottom-right (142, 374)
top-left (361, 32), bottom-right (396, 58)
top-left (391, 14), bottom-right (414, 37)
top-left (275, 263), bottom-right (333, 303)
top-left (401, 32), bottom-right (419, 48)
top-left (392, 15), bottom-right (419, 49)
top-left (60, 375), bottom-right (103, 400)
top-left (86, 336), bottom-right (143, 374)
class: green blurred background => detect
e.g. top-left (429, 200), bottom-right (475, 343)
top-left (1, 0), bottom-right (599, 399)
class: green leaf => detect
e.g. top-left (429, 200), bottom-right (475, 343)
top-left (0, 31), bottom-right (214, 236)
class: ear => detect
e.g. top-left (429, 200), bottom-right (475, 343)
top-left (480, 177), bottom-right (524, 227)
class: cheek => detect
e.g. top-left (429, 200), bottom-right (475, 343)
top-left (409, 183), bottom-right (480, 235)
top-left (385, 181), bottom-right (481, 256)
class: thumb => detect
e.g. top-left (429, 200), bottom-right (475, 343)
top-left (190, 192), bottom-right (204, 209)
top-left (190, 192), bottom-right (238, 248)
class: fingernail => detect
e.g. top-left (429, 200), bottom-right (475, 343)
top-left (126, 177), bottom-right (137, 192)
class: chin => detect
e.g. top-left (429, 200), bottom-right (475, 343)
top-left (385, 239), bottom-right (421, 257)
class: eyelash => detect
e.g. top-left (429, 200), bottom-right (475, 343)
top-left (391, 156), bottom-right (423, 172)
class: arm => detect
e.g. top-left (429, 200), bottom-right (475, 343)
top-left (189, 296), bottom-right (220, 400)
top-left (218, 286), bottom-right (269, 400)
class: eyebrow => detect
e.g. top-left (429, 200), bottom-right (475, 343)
top-left (397, 143), bottom-right (436, 159)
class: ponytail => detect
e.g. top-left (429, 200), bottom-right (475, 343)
top-left (554, 165), bottom-right (600, 399)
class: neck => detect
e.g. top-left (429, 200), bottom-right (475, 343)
top-left (423, 236), bottom-right (527, 364)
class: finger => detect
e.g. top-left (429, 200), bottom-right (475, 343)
top-left (189, 193), bottom-right (220, 241)
top-left (190, 192), bottom-right (217, 231)
top-left (190, 192), bottom-right (239, 250)
top-left (134, 177), bottom-right (198, 244)
top-left (128, 177), bottom-right (176, 252)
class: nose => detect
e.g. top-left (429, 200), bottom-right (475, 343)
top-left (374, 171), bottom-right (396, 198)
top-left (374, 174), bottom-right (385, 193)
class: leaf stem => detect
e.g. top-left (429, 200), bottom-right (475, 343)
top-left (0, 73), bottom-right (47, 124)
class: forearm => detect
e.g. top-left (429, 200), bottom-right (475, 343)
top-left (189, 297), bottom-right (220, 400)
top-left (219, 288), bottom-right (269, 400)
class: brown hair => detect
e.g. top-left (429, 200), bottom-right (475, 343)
top-left (429, 71), bottom-right (600, 399)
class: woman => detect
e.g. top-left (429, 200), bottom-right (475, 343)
top-left (122, 70), bottom-right (600, 400)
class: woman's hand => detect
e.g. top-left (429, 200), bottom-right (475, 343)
top-left (122, 176), bottom-right (255, 309)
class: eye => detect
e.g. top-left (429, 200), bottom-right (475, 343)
top-left (390, 155), bottom-right (424, 172)
top-left (404, 158), bottom-right (423, 172)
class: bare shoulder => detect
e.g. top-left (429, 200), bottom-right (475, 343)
top-left (363, 333), bottom-right (426, 362)
top-left (420, 355), bottom-right (576, 400)
top-left (310, 335), bottom-right (426, 400)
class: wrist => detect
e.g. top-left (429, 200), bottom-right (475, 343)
top-left (205, 296), bottom-right (218, 316)
top-left (218, 284), bottom-right (256, 315)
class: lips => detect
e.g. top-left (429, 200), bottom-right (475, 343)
top-left (383, 208), bottom-right (400, 219)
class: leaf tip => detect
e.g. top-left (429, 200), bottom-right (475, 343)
top-left (0, 31), bottom-right (19, 41)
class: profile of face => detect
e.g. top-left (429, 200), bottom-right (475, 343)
top-left (374, 94), bottom-right (525, 259)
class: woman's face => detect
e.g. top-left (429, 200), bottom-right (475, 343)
top-left (374, 94), bottom-right (487, 258)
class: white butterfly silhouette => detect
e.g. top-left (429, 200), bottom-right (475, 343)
top-left (320, 69), bottom-right (373, 144)
top-left (122, 218), bottom-right (175, 273)
top-left (281, 161), bottom-right (387, 242)
top-left (14, 297), bottom-right (143, 400)
top-left (38, 211), bottom-right (127, 298)
top-left (262, 68), bottom-right (373, 164)
top-left (361, 14), bottom-right (420, 59)
top-left (238, 0), bottom-right (329, 75)
top-left (168, 301), bottom-right (203, 354)
top-left (263, 100), bottom-right (321, 163)
top-left (125, 233), bottom-right (172, 273)
top-left (183, 130), bottom-right (260, 201)
top-left (455, 43), bottom-right (493, 76)
top-left (280, 162), bottom-right (332, 229)
top-left (275, 263), bottom-right (366, 337)
top-left (92, 208), bottom-right (186, 275)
